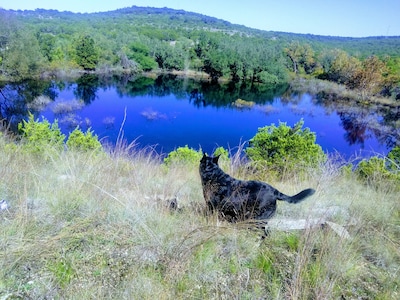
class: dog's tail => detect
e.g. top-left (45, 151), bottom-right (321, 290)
top-left (279, 188), bottom-right (315, 204)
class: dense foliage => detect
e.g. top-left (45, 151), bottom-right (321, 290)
top-left (163, 145), bottom-right (230, 168)
top-left (0, 6), bottom-right (399, 98)
top-left (18, 115), bottom-right (103, 155)
top-left (354, 146), bottom-right (400, 189)
top-left (66, 127), bottom-right (102, 152)
top-left (163, 145), bottom-right (203, 167)
top-left (75, 35), bottom-right (99, 71)
top-left (18, 113), bottom-right (65, 155)
top-left (245, 120), bottom-right (326, 176)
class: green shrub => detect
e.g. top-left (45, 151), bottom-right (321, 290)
top-left (341, 163), bottom-right (354, 178)
top-left (18, 113), bottom-right (65, 155)
top-left (355, 156), bottom-right (400, 188)
top-left (211, 146), bottom-right (231, 169)
top-left (163, 145), bottom-right (202, 167)
top-left (356, 157), bottom-right (387, 180)
top-left (163, 146), bottom-right (229, 168)
top-left (213, 146), bottom-right (229, 160)
top-left (245, 120), bottom-right (326, 176)
top-left (387, 146), bottom-right (400, 172)
top-left (66, 127), bottom-right (103, 152)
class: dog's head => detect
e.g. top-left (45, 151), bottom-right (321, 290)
top-left (199, 154), bottom-right (220, 178)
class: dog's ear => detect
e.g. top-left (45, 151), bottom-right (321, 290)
top-left (212, 155), bottom-right (220, 164)
top-left (201, 153), bottom-right (207, 162)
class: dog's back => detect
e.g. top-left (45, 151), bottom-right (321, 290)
top-left (199, 154), bottom-right (315, 222)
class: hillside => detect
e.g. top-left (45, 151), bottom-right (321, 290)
top-left (0, 6), bottom-right (399, 89)
top-left (9, 6), bottom-right (400, 57)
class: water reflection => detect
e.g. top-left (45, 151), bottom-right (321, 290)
top-left (0, 80), bottom-right (57, 130)
top-left (75, 74), bottom-right (99, 104)
top-left (0, 74), bottom-right (399, 157)
top-left (339, 111), bottom-right (370, 146)
top-left (313, 91), bottom-right (400, 150)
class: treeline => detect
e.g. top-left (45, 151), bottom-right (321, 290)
top-left (0, 6), bottom-right (399, 99)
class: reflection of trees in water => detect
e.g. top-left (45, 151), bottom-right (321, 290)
top-left (110, 74), bottom-right (289, 108)
top-left (372, 126), bottom-right (399, 149)
top-left (114, 76), bottom-right (155, 97)
top-left (279, 90), bottom-right (304, 106)
top-left (374, 107), bottom-right (400, 148)
top-left (342, 108), bottom-right (399, 149)
top-left (189, 88), bottom-right (205, 108)
top-left (380, 107), bottom-right (400, 147)
top-left (338, 111), bottom-right (370, 146)
top-left (281, 88), bottom-right (400, 150)
top-left (0, 80), bottom-right (57, 130)
top-left (190, 81), bottom-right (289, 108)
top-left (314, 91), bottom-right (400, 150)
top-left (74, 74), bottom-right (99, 104)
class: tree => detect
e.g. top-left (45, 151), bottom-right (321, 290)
top-left (351, 55), bottom-right (387, 98)
top-left (4, 32), bottom-right (45, 80)
top-left (153, 42), bottom-right (185, 71)
top-left (1, 20), bottom-right (45, 80)
top-left (37, 33), bottom-right (56, 62)
top-left (327, 50), bottom-right (361, 84)
top-left (284, 42), bottom-right (317, 75)
top-left (318, 50), bottom-right (337, 79)
top-left (284, 41), bottom-right (303, 74)
top-left (228, 60), bottom-right (243, 83)
top-left (127, 42), bottom-right (157, 71)
top-left (387, 146), bottom-right (400, 173)
top-left (202, 51), bottom-right (227, 82)
top-left (300, 44), bottom-right (317, 74)
top-left (75, 35), bottom-right (99, 71)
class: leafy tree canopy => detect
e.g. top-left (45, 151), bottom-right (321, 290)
top-left (75, 35), bottom-right (99, 71)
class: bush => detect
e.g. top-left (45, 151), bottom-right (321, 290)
top-left (18, 113), bottom-right (65, 155)
top-left (163, 146), bottom-right (230, 168)
top-left (212, 146), bottom-right (229, 161)
top-left (66, 127), bottom-right (103, 153)
top-left (387, 146), bottom-right (400, 172)
top-left (355, 148), bottom-right (400, 189)
top-left (163, 145), bottom-right (203, 167)
top-left (355, 157), bottom-right (390, 182)
top-left (245, 120), bottom-right (326, 176)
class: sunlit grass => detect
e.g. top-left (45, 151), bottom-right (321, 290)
top-left (0, 133), bottom-right (399, 299)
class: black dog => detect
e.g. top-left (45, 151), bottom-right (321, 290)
top-left (199, 154), bottom-right (315, 224)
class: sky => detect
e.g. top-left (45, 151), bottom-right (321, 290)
top-left (1, 0), bottom-right (399, 37)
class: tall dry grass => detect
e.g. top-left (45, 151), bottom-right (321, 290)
top-left (0, 133), bottom-right (399, 299)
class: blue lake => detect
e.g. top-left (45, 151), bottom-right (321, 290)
top-left (2, 75), bottom-right (397, 158)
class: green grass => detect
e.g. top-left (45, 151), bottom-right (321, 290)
top-left (0, 133), bottom-right (399, 299)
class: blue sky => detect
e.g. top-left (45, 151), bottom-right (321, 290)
top-left (1, 0), bottom-right (399, 37)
